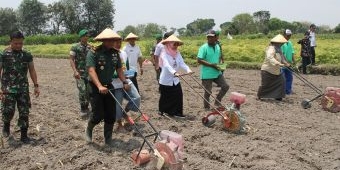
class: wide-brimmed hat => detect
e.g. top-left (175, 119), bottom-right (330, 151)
top-left (161, 35), bottom-right (183, 45)
top-left (94, 28), bottom-right (121, 41)
top-left (270, 34), bottom-right (287, 43)
top-left (125, 33), bottom-right (139, 41)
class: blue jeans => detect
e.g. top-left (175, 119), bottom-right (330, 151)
top-left (114, 79), bottom-right (141, 120)
top-left (282, 67), bottom-right (293, 95)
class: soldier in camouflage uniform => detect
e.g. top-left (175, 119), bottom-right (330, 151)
top-left (70, 29), bottom-right (92, 117)
top-left (0, 31), bottom-right (40, 143)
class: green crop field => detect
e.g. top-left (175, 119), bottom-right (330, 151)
top-left (1, 35), bottom-right (339, 69)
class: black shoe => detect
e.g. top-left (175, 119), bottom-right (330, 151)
top-left (275, 98), bottom-right (282, 101)
top-left (2, 122), bottom-right (10, 137)
top-left (20, 128), bottom-right (31, 144)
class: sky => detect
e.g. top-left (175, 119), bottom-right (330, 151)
top-left (2, 0), bottom-right (340, 31)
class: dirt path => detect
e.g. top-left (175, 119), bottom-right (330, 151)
top-left (0, 58), bottom-right (339, 170)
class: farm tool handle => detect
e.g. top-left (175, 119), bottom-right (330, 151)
top-left (178, 75), bottom-right (226, 118)
top-left (122, 89), bottom-right (161, 141)
top-left (286, 67), bottom-right (323, 94)
top-left (108, 90), bottom-right (160, 160)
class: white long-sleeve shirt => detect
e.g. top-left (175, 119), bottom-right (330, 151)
top-left (159, 51), bottom-right (191, 86)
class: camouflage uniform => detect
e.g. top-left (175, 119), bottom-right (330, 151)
top-left (0, 47), bottom-right (32, 129)
top-left (70, 43), bottom-right (91, 110)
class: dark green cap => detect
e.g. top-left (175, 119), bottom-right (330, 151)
top-left (78, 29), bottom-right (88, 37)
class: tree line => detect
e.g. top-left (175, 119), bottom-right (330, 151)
top-left (1, 1), bottom-right (340, 37)
top-left (0, 0), bottom-right (115, 36)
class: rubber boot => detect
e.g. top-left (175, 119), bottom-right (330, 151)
top-left (2, 122), bottom-right (10, 137)
top-left (20, 128), bottom-right (31, 144)
top-left (104, 123), bottom-right (114, 145)
top-left (85, 121), bottom-right (96, 143)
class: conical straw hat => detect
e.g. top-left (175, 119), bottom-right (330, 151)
top-left (125, 33), bottom-right (139, 40)
top-left (270, 34), bottom-right (287, 43)
top-left (161, 35), bottom-right (183, 45)
top-left (94, 28), bottom-right (121, 41)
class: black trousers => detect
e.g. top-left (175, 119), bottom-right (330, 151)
top-left (302, 57), bottom-right (311, 74)
top-left (310, 47), bottom-right (316, 64)
top-left (88, 82), bottom-right (116, 125)
top-left (130, 72), bottom-right (140, 93)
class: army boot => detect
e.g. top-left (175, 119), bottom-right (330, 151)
top-left (85, 121), bottom-right (96, 143)
top-left (104, 123), bottom-right (114, 145)
top-left (20, 128), bottom-right (31, 144)
top-left (2, 122), bottom-right (10, 137)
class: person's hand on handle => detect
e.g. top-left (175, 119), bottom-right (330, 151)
top-left (98, 85), bottom-right (108, 94)
top-left (174, 72), bottom-right (180, 77)
top-left (123, 84), bottom-right (131, 91)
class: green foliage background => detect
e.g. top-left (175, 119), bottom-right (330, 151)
top-left (0, 34), bottom-right (339, 75)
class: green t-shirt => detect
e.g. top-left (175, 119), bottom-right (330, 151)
top-left (0, 47), bottom-right (33, 93)
top-left (86, 45), bottom-right (122, 85)
top-left (197, 43), bottom-right (221, 79)
top-left (281, 40), bottom-right (295, 63)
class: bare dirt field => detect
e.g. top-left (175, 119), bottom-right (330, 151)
top-left (1, 58), bottom-right (340, 170)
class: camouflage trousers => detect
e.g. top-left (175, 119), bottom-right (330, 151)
top-left (1, 92), bottom-right (31, 128)
top-left (76, 78), bottom-right (90, 109)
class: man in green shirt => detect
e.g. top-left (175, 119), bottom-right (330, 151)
top-left (85, 28), bottom-right (130, 145)
top-left (281, 29), bottom-right (295, 95)
top-left (197, 30), bottom-right (229, 110)
top-left (69, 29), bottom-right (92, 117)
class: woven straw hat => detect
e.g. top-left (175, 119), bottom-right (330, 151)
top-left (270, 34), bottom-right (287, 43)
top-left (125, 33), bottom-right (139, 40)
top-left (161, 35), bottom-right (183, 45)
top-left (94, 28), bottom-right (121, 41)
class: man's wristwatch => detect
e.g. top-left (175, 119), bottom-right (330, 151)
top-left (123, 81), bottom-right (128, 84)
top-left (34, 84), bottom-right (39, 88)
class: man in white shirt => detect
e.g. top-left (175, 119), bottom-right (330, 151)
top-left (308, 24), bottom-right (317, 65)
top-left (123, 33), bottom-right (143, 92)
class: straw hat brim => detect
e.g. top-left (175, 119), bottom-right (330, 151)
top-left (161, 35), bottom-right (183, 45)
top-left (270, 34), bottom-right (287, 43)
top-left (94, 28), bottom-right (121, 41)
top-left (125, 33), bottom-right (139, 41)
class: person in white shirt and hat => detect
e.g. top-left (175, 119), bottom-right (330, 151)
top-left (122, 33), bottom-right (143, 92)
top-left (158, 35), bottom-right (193, 118)
top-left (257, 34), bottom-right (290, 101)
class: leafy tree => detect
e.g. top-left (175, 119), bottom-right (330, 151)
top-left (0, 8), bottom-right (18, 36)
top-left (82, 0), bottom-right (115, 34)
top-left (143, 23), bottom-right (163, 37)
top-left (177, 27), bottom-right (186, 36)
top-left (317, 25), bottom-right (332, 34)
top-left (135, 24), bottom-right (146, 37)
top-left (60, 0), bottom-right (83, 34)
top-left (17, 0), bottom-right (48, 35)
top-left (253, 10), bottom-right (270, 34)
top-left (47, 1), bottom-right (65, 34)
top-left (334, 23), bottom-right (340, 33)
top-left (232, 13), bottom-right (255, 34)
top-left (122, 25), bottom-right (137, 37)
top-left (186, 18), bottom-right (215, 36)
